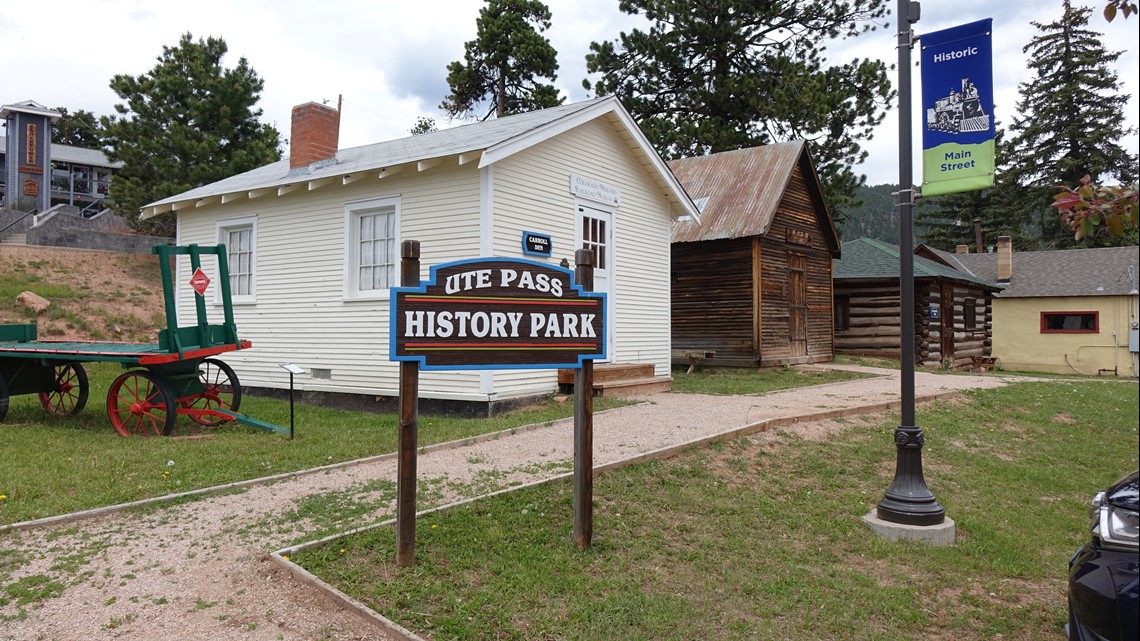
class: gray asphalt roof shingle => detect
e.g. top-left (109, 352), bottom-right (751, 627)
top-left (931, 245), bottom-right (1139, 297)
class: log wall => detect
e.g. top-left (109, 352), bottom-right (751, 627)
top-left (835, 277), bottom-right (994, 368)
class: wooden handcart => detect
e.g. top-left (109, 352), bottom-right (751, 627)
top-left (0, 244), bottom-right (285, 436)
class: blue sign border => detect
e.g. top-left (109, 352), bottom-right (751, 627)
top-left (389, 256), bottom-right (607, 371)
top-left (521, 231), bottom-right (553, 258)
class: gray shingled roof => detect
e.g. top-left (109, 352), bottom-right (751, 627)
top-left (930, 245), bottom-right (1139, 297)
top-left (0, 135), bottom-right (122, 169)
top-left (835, 237), bottom-right (1000, 289)
top-left (141, 96), bottom-right (699, 222)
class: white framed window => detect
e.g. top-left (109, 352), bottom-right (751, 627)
top-left (216, 216), bottom-right (257, 304)
top-left (344, 196), bottom-right (399, 300)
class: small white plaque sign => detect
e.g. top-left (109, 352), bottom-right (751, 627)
top-left (570, 174), bottom-right (621, 206)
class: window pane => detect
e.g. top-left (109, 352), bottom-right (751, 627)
top-left (355, 207), bottom-right (396, 291)
top-left (1043, 313), bottom-right (1097, 332)
top-left (224, 225), bottom-right (253, 297)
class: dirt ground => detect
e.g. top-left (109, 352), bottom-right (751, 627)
top-left (0, 244), bottom-right (167, 342)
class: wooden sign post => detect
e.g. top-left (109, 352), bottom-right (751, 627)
top-left (573, 249), bottom-right (594, 549)
top-left (391, 242), bottom-right (606, 566)
top-left (396, 240), bottom-right (420, 568)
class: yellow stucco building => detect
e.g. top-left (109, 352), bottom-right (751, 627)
top-left (930, 241), bottom-right (1138, 377)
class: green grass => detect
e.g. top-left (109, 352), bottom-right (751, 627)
top-left (671, 364), bottom-right (869, 394)
top-left (0, 362), bottom-right (628, 525)
top-left (295, 380), bottom-right (1139, 641)
top-left (835, 354), bottom-right (902, 370)
top-left (0, 361), bottom-right (883, 525)
top-left (0, 264), bottom-right (87, 308)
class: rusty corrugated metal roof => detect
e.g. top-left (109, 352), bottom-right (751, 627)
top-left (669, 141), bottom-right (837, 255)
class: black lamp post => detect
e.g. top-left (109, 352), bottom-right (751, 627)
top-left (876, 0), bottom-right (946, 526)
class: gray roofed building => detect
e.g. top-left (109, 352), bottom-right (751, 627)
top-left (2, 100), bottom-right (122, 213)
top-left (152, 96), bottom-right (698, 412)
top-left (922, 244), bottom-right (1138, 297)
top-left (918, 241), bottom-right (1139, 376)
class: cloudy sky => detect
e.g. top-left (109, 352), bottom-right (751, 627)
top-left (2, 0), bottom-right (1136, 186)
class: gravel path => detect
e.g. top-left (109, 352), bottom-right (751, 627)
top-left (0, 366), bottom-right (1020, 641)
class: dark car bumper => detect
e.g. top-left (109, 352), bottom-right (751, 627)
top-left (1067, 542), bottom-right (1139, 641)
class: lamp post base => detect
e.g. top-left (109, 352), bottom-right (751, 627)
top-left (863, 510), bottom-right (956, 546)
top-left (876, 424), bottom-right (946, 526)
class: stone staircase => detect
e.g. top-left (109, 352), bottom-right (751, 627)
top-left (557, 363), bottom-right (672, 397)
top-left (0, 233), bottom-right (28, 245)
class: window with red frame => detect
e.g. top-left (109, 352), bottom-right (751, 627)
top-left (1040, 311), bottom-right (1098, 333)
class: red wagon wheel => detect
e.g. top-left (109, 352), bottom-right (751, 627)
top-left (180, 358), bottom-right (242, 426)
top-left (107, 370), bottom-right (176, 436)
top-left (38, 363), bottom-right (90, 417)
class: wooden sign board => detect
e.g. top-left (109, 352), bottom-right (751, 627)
top-left (390, 258), bottom-right (606, 370)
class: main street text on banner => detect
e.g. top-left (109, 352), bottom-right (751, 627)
top-left (920, 18), bottom-right (995, 197)
top-left (390, 257), bottom-right (606, 370)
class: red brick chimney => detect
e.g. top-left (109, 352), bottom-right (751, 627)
top-left (290, 100), bottom-right (340, 172)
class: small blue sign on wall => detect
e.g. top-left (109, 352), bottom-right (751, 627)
top-left (522, 231), bottom-right (553, 258)
top-left (930, 303), bottom-right (941, 319)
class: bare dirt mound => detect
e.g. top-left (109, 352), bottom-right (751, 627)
top-left (0, 244), bottom-right (167, 342)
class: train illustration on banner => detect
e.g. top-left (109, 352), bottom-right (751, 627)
top-left (926, 77), bottom-right (990, 134)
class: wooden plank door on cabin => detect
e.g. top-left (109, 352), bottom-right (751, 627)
top-left (940, 282), bottom-right (955, 363)
top-left (578, 204), bottom-right (614, 361)
top-left (788, 253), bottom-right (808, 356)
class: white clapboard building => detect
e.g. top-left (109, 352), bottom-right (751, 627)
top-left (143, 97), bottom-right (698, 414)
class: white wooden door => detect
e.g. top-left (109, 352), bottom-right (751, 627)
top-left (578, 204), bottom-right (614, 360)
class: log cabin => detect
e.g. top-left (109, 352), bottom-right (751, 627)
top-left (834, 237), bottom-right (1001, 368)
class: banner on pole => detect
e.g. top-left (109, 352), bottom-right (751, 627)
top-left (920, 18), bottom-right (995, 197)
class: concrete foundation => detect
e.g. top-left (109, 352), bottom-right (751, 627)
top-left (862, 510), bottom-right (956, 546)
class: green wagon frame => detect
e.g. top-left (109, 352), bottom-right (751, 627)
top-left (0, 244), bottom-right (284, 436)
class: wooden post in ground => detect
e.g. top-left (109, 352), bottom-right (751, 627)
top-left (396, 240), bottom-right (421, 567)
top-left (573, 248), bottom-right (595, 549)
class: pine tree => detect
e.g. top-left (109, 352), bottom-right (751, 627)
top-left (441, 0), bottom-right (563, 120)
top-left (583, 0), bottom-right (892, 222)
top-left (410, 116), bottom-right (438, 135)
top-left (51, 107), bottom-right (106, 149)
top-left (1006, 0), bottom-right (1137, 249)
top-left (102, 33), bottom-right (281, 236)
top-left (916, 129), bottom-right (1032, 250)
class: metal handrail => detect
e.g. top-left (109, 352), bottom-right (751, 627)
top-left (78, 200), bottom-right (104, 218)
top-left (0, 208), bottom-right (38, 237)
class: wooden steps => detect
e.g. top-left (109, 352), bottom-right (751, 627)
top-left (557, 363), bottom-right (672, 397)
